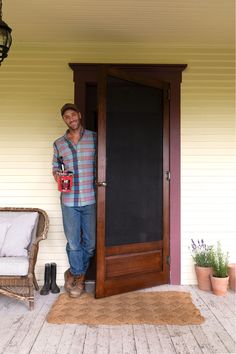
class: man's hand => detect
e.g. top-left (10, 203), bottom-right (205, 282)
top-left (53, 171), bottom-right (59, 183)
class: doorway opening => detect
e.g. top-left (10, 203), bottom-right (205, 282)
top-left (69, 63), bottom-right (187, 296)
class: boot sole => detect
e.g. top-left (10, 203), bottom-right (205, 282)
top-left (51, 289), bottom-right (60, 294)
top-left (64, 283), bottom-right (74, 293)
top-left (69, 291), bottom-right (84, 298)
top-left (40, 291), bottom-right (50, 296)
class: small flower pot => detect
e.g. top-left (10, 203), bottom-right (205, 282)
top-left (210, 275), bottom-right (229, 296)
top-left (195, 265), bottom-right (213, 291)
top-left (228, 263), bottom-right (236, 292)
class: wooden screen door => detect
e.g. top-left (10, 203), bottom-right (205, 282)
top-left (96, 67), bottom-right (170, 298)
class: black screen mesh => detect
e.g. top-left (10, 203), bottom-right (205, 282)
top-left (105, 76), bottom-right (163, 246)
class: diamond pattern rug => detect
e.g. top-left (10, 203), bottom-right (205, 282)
top-left (46, 291), bottom-right (205, 325)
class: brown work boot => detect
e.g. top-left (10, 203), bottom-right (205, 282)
top-left (64, 268), bottom-right (75, 292)
top-left (69, 275), bottom-right (85, 298)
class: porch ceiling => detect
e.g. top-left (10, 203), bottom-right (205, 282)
top-left (4, 0), bottom-right (235, 47)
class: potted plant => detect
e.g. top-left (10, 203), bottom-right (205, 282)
top-left (190, 239), bottom-right (214, 291)
top-left (228, 263), bottom-right (236, 292)
top-left (211, 241), bottom-right (229, 296)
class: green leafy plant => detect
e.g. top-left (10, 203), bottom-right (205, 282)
top-left (190, 239), bottom-right (214, 267)
top-left (212, 241), bottom-right (229, 278)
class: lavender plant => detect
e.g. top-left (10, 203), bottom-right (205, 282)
top-left (190, 239), bottom-right (214, 267)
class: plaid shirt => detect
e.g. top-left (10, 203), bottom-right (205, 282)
top-left (52, 129), bottom-right (97, 207)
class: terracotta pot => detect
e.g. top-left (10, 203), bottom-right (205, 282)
top-left (228, 263), bottom-right (236, 292)
top-left (210, 275), bottom-right (229, 296)
top-left (195, 265), bottom-right (213, 291)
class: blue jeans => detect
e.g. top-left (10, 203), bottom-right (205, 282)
top-left (61, 203), bottom-right (96, 276)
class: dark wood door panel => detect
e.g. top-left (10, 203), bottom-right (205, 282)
top-left (103, 271), bottom-right (168, 297)
top-left (106, 240), bottom-right (163, 256)
top-left (106, 250), bottom-right (162, 278)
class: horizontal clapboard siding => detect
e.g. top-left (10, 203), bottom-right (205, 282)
top-left (179, 47), bottom-right (235, 284)
top-left (0, 43), bottom-right (234, 285)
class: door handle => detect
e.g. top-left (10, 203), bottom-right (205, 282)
top-left (96, 181), bottom-right (107, 187)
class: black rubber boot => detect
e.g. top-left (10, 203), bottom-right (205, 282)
top-left (50, 262), bottom-right (60, 294)
top-left (40, 263), bottom-right (51, 295)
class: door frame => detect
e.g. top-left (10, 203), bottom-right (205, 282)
top-left (69, 63), bottom-right (187, 285)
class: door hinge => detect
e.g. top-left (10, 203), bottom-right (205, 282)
top-left (166, 171), bottom-right (171, 181)
top-left (166, 255), bottom-right (170, 266)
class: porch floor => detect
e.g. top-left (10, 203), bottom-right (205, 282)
top-left (0, 285), bottom-right (235, 354)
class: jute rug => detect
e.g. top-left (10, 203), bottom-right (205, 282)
top-left (46, 291), bottom-right (205, 325)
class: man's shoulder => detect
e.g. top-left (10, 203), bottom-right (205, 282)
top-left (84, 129), bottom-right (97, 136)
top-left (84, 129), bottom-right (97, 140)
top-left (53, 135), bottom-right (65, 146)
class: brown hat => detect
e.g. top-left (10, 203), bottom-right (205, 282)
top-left (61, 103), bottom-right (79, 116)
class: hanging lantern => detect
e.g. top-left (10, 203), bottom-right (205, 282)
top-left (0, 0), bottom-right (12, 65)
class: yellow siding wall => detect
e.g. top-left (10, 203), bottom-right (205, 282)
top-left (0, 43), bottom-right (235, 285)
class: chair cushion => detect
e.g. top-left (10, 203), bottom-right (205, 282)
top-left (0, 212), bottom-right (39, 257)
top-left (0, 220), bottom-right (11, 254)
top-left (0, 256), bottom-right (29, 276)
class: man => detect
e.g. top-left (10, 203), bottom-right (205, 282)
top-left (52, 103), bottom-right (96, 298)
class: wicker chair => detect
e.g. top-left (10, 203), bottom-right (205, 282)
top-left (0, 207), bottom-right (49, 310)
